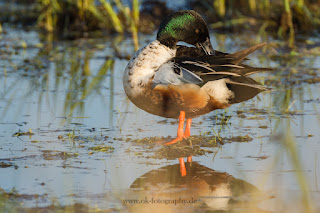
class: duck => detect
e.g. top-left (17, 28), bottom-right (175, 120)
top-left (123, 10), bottom-right (272, 145)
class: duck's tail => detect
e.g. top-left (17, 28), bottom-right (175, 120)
top-left (226, 75), bottom-right (271, 104)
top-left (228, 42), bottom-right (267, 65)
top-left (235, 65), bottom-right (274, 76)
top-left (194, 42), bottom-right (272, 75)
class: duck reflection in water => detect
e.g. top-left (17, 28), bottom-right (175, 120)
top-left (126, 161), bottom-right (272, 213)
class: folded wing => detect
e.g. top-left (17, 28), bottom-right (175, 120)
top-left (153, 42), bottom-right (273, 103)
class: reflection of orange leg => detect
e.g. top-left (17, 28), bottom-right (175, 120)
top-left (164, 111), bottom-right (186, 145)
top-left (184, 118), bottom-right (192, 138)
top-left (185, 119), bottom-right (193, 163)
top-left (179, 157), bottom-right (186, 176)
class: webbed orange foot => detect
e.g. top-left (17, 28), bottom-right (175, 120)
top-left (163, 136), bottom-right (185, 145)
top-left (163, 112), bottom-right (193, 145)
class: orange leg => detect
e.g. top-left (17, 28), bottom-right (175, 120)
top-left (179, 157), bottom-right (186, 176)
top-left (184, 118), bottom-right (192, 137)
top-left (187, 156), bottom-right (192, 162)
top-left (164, 111), bottom-right (186, 145)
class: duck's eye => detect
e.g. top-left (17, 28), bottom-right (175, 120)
top-left (195, 28), bottom-right (199, 34)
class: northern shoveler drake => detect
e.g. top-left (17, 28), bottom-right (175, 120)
top-left (123, 10), bottom-right (272, 145)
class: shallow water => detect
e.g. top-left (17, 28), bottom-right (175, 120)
top-left (0, 26), bottom-right (320, 212)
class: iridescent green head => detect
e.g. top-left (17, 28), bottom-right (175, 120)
top-left (157, 10), bottom-right (214, 54)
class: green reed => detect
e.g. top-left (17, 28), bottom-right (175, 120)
top-left (37, 0), bottom-right (60, 32)
top-left (209, 0), bottom-right (319, 48)
top-left (281, 0), bottom-right (295, 48)
top-left (248, 0), bottom-right (257, 14)
top-left (37, 0), bottom-right (140, 50)
top-left (284, 130), bottom-right (314, 213)
top-left (101, 0), bottom-right (140, 50)
top-left (213, 0), bottom-right (226, 18)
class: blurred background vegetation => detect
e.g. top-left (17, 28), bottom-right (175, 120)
top-left (0, 0), bottom-right (320, 49)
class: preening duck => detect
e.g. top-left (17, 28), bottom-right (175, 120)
top-left (123, 10), bottom-right (272, 145)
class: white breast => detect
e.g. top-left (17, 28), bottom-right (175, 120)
top-left (123, 40), bottom-right (176, 98)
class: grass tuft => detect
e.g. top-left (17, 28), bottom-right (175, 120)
top-left (36, 0), bottom-right (140, 49)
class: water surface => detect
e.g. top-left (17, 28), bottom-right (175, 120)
top-left (0, 26), bottom-right (320, 212)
